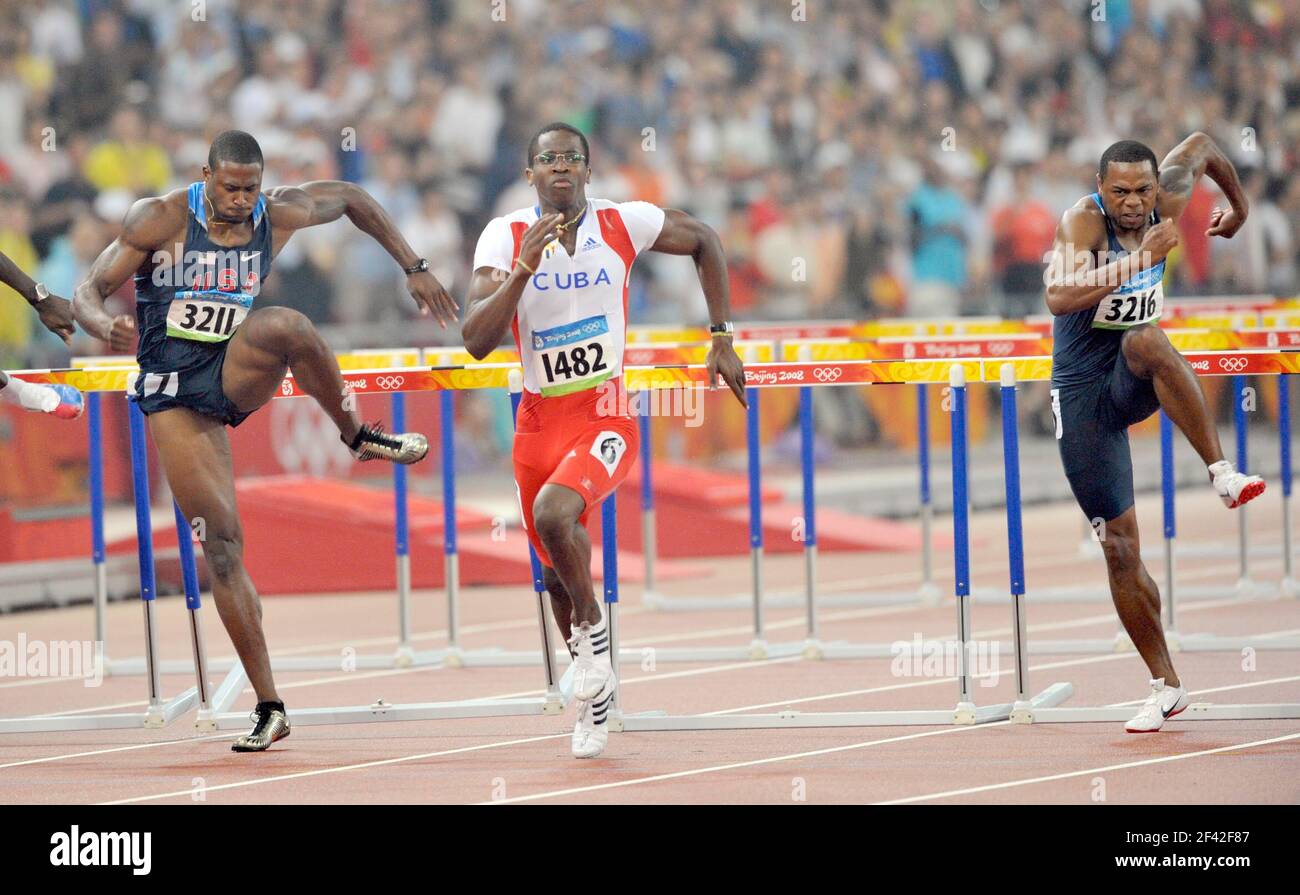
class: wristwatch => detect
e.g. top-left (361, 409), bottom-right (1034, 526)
top-left (403, 258), bottom-right (429, 275)
top-left (32, 282), bottom-right (50, 304)
top-left (709, 321), bottom-right (735, 338)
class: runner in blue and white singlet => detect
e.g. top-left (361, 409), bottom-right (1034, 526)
top-left (73, 130), bottom-right (458, 752)
top-left (1042, 135), bottom-right (1263, 733)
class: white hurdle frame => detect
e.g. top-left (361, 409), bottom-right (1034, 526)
top-left (614, 364), bottom-right (1073, 734)
top-left (0, 398), bottom-right (215, 733)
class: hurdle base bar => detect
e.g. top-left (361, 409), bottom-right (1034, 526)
top-left (144, 686), bottom-right (201, 728)
top-left (392, 641), bottom-right (826, 667)
top-left (1078, 540), bottom-right (1286, 561)
top-left (641, 587), bottom-right (937, 612)
top-left (1026, 702), bottom-right (1300, 723)
top-left (614, 696), bottom-right (1041, 732)
top-left (0, 709), bottom-right (180, 734)
top-left (2, 683), bottom-right (208, 734)
top-left (1024, 633), bottom-right (1300, 654)
top-left (210, 696), bottom-right (564, 730)
top-left (971, 581), bottom-right (1282, 604)
top-left (104, 649), bottom-right (455, 676)
top-left (1009, 682), bottom-right (1076, 723)
top-left (195, 661), bottom-right (248, 732)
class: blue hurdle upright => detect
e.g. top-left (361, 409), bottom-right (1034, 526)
top-left (0, 396), bottom-right (215, 733)
top-left (615, 363), bottom-right (1072, 732)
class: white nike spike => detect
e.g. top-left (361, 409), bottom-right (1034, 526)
top-left (1125, 678), bottom-right (1190, 733)
top-left (1209, 460), bottom-right (1266, 509)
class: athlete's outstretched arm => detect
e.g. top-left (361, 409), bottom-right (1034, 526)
top-left (1044, 205), bottom-right (1178, 316)
top-left (461, 213), bottom-right (562, 359)
top-left (650, 209), bottom-right (746, 407)
top-left (266, 181), bottom-right (458, 326)
top-left (1, 251), bottom-right (74, 344)
top-left (74, 197), bottom-right (175, 352)
top-left (1157, 131), bottom-right (1248, 237)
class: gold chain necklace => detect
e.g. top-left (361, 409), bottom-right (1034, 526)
top-left (555, 203), bottom-right (587, 234)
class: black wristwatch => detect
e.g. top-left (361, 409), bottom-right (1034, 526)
top-left (709, 321), bottom-right (735, 338)
top-left (403, 258), bottom-right (429, 275)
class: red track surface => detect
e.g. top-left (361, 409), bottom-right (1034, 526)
top-left (1, 489), bottom-right (1297, 804)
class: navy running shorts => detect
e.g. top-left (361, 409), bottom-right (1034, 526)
top-left (130, 340), bottom-right (252, 428)
top-left (1051, 350), bottom-right (1161, 524)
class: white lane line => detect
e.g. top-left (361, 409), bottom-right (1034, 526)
top-left (1104, 674), bottom-right (1300, 707)
top-left (479, 725), bottom-right (999, 805)
top-left (702, 653), bottom-right (1136, 715)
top-left (874, 732), bottom-right (1300, 805)
top-left (98, 734), bottom-right (572, 805)
top-left (0, 655), bottom-right (805, 769)
top-left (0, 734), bottom-right (232, 771)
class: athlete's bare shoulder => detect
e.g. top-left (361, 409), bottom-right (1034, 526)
top-left (1055, 196), bottom-right (1107, 253)
top-left (120, 189), bottom-right (189, 251)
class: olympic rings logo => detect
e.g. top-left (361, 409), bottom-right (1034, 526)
top-left (1218, 357), bottom-right (1248, 373)
top-left (988, 342), bottom-right (1014, 356)
top-left (813, 367), bottom-right (843, 382)
top-left (376, 376), bottom-right (406, 390)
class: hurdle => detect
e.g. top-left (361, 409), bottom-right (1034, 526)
top-left (1059, 371), bottom-right (1288, 599)
top-left (69, 350), bottom-right (466, 676)
top-left (5, 361), bottom-right (574, 732)
top-left (991, 364), bottom-right (1300, 724)
top-left (989, 358), bottom-right (1300, 655)
top-left (203, 368), bottom-right (573, 731)
top-left (639, 343), bottom-right (943, 615)
top-left (0, 399), bottom-right (213, 733)
top-left (615, 363), bottom-right (1073, 733)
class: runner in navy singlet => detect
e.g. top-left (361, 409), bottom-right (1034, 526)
top-left (73, 131), bottom-right (459, 751)
top-left (1043, 134), bottom-right (1263, 732)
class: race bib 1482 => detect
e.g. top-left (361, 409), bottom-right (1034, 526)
top-left (166, 290), bottom-right (253, 342)
top-left (531, 314), bottom-right (614, 397)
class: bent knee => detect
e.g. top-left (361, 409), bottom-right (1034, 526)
top-left (532, 498), bottom-right (578, 546)
top-left (250, 307), bottom-right (316, 350)
top-left (1100, 531), bottom-right (1141, 572)
top-left (1121, 324), bottom-right (1173, 372)
top-left (203, 532), bottom-right (246, 582)
top-left (542, 566), bottom-right (568, 597)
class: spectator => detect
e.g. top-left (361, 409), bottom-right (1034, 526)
top-left (82, 106), bottom-right (173, 195)
top-left (400, 185), bottom-right (464, 294)
top-left (905, 156), bottom-right (970, 318)
top-left (989, 163), bottom-right (1057, 317)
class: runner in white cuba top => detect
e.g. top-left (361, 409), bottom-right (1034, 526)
top-left (463, 123), bottom-right (747, 758)
top-left (472, 197), bottom-right (664, 397)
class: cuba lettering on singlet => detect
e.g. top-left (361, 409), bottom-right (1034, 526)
top-left (473, 199), bottom-right (666, 397)
top-left (1088, 192), bottom-right (1166, 331)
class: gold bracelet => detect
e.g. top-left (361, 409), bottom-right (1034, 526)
top-left (515, 258), bottom-right (535, 275)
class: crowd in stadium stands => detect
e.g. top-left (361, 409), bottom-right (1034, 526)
top-left (1, 0), bottom-right (1298, 371)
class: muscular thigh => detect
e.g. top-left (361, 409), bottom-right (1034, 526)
top-left (147, 406), bottom-right (241, 541)
top-left (1108, 346), bottom-right (1160, 430)
top-left (1055, 382), bottom-right (1136, 525)
top-left (220, 307), bottom-right (301, 413)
